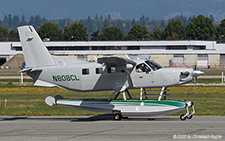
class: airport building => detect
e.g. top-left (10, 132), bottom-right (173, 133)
top-left (0, 40), bottom-right (225, 68)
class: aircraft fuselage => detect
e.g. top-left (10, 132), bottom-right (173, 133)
top-left (28, 60), bottom-right (194, 92)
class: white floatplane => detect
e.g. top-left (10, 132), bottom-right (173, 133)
top-left (18, 25), bottom-right (202, 120)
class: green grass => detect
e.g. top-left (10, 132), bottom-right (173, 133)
top-left (193, 78), bottom-right (222, 83)
top-left (199, 68), bottom-right (225, 75)
top-left (0, 87), bottom-right (114, 116)
top-left (0, 79), bottom-right (33, 87)
top-left (0, 79), bottom-right (32, 82)
top-left (0, 86), bottom-right (225, 116)
top-left (168, 87), bottom-right (225, 116)
top-left (0, 69), bottom-right (21, 76)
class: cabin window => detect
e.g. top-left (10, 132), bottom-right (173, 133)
top-left (82, 68), bottom-right (89, 75)
top-left (107, 67), bottom-right (116, 73)
top-left (96, 68), bottom-right (103, 74)
top-left (136, 63), bottom-right (151, 73)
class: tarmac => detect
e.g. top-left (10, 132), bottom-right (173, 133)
top-left (0, 115), bottom-right (224, 141)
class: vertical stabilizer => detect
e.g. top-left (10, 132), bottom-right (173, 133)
top-left (18, 25), bottom-right (55, 68)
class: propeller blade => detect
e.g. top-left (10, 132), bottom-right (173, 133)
top-left (194, 75), bottom-right (197, 93)
top-left (192, 69), bottom-right (204, 94)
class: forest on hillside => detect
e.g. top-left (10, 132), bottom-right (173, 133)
top-left (0, 14), bottom-right (225, 42)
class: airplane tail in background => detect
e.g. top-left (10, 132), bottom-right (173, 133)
top-left (17, 26), bottom-right (55, 68)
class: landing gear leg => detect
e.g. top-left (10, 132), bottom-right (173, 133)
top-left (180, 102), bottom-right (195, 121)
top-left (187, 105), bottom-right (195, 119)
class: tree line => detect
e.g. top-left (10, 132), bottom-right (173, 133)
top-left (35, 15), bottom-right (225, 42)
top-left (0, 14), bottom-right (225, 42)
top-left (0, 14), bottom-right (47, 41)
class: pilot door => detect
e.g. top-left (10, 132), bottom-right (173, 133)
top-left (133, 63), bottom-right (153, 87)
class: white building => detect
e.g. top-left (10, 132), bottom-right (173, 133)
top-left (0, 40), bottom-right (225, 68)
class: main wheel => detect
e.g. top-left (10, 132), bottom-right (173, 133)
top-left (180, 114), bottom-right (187, 121)
top-left (114, 114), bottom-right (122, 120)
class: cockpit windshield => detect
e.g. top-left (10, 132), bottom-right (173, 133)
top-left (145, 60), bottom-right (162, 71)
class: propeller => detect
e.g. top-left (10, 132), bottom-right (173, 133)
top-left (192, 65), bottom-right (204, 93)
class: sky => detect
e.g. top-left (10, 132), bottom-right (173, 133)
top-left (0, 0), bottom-right (225, 21)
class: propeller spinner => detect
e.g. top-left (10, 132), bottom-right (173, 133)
top-left (193, 70), bottom-right (204, 77)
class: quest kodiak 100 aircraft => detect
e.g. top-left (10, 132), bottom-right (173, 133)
top-left (18, 25), bottom-right (204, 120)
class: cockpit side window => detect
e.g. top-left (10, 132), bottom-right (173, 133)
top-left (145, 60), bottom-right (162, 71)
top-left (136, 63), bottom-right (151, 73)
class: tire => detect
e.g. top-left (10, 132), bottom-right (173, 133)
top-left (54, 95), bottom-right (63, 100)
top-left (114, 114), bottom-right (122, 120)
top-left (180, 114), bottom-right (187, 121)
top-left (187, 115), bottom-right (193, 119)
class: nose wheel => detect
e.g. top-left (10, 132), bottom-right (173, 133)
top-left (113, 114), bottom-right (122, 120)
top-left (180, 101), bottom-right (195, 121)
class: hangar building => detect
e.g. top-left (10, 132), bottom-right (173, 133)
top-left (0, 40), bottom-right (225, 68)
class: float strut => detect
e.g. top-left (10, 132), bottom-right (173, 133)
top-left (164, 87), bottom-right (167, 100)
top-left (114, 92), bottom-right (121, 100)
top-left (108, 91), bottom-right (119, 100)
top-left (158, 87), bottom-right (165, 101)
top-left (125, 89), bottom-right (132, 100)
top-left (143, 88), bottom-right (148, 99)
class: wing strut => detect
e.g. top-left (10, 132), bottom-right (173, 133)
top-left (158, 87), bottom-right (166, 101)
top-left (108, 91), bottom-right (118, 100)
top-left (108, 89), bottom-right (132, 100)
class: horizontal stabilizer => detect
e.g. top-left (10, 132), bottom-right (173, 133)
top-left (19, 68), bottom-right (42, 73)
top-left (34, 79), bottom-right (57, 87)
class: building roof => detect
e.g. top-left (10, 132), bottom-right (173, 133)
top-left (0, 40), bottom-right (224, 56)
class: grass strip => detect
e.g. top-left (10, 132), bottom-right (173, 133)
top-left (0, 86), bottom-right (224, 116)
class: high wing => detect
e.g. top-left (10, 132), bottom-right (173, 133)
top-left (97, 56), bottom-right (136, 68)
top-left (97, 56), bottom-right (136, 92)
